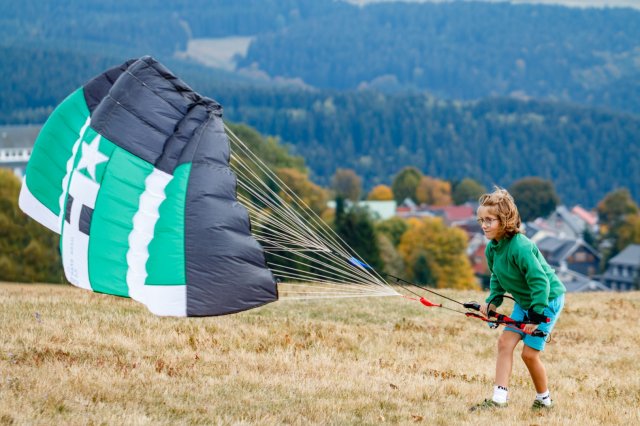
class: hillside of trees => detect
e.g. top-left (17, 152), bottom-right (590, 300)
top-left (240, 2), bottom-right (640, 114)
top-left (210, 87), bottom-right (640, 208)
top-left (2, 0), bottom-right (640, 114)
top-left (1, 0), bottom-right (639, 209)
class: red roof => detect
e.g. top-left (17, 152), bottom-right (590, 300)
top-left (440, 205), bottom-right (475, 222)
top-left (571, 205), bottom-right (597, 226)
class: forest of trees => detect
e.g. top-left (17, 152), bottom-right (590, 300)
top-left (2, 1), bottom-right (640, 114)
top-left (1, 0), bottom-right (639, 209)
top-left (212, 88), bottom-right (640, 208)
top-left (241, 2), bottom-right (640, 113)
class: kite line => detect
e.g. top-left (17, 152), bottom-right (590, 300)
top-left (226, 125), bottom-right (399, 300)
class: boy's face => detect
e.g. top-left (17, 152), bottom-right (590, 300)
top-left (477, 206), bottom-right (501, 240)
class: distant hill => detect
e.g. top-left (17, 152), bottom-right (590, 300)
top-left (2, 1), bottom-right (639, 113)
top-left (239, 1), bottom-right (640, 114)
top-left (1, 0), bottom-right (638, 207)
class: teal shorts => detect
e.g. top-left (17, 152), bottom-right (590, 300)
top-left (504, 294), bottom-right (565, 351)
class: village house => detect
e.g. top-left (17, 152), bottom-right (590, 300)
top-left (327, 199), bottom-right (398, 221)
top-left (395, 198), bottom-right (433, 219)
top-left (0, 125), bottom-right (39, 176)
top-left (536, 235), bottom-right (601, 278)
top-left (601, 244), bottom-right (640, 291)
top-left (421, 203), bottom-right (477, 227)
top-left (528, 205), bottom-right (597, 241)
top-left (555, 268), bottom-right (609, 292)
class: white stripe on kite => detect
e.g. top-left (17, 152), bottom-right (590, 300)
top-left (18, 177), bottom-right (61, 234)
top-left (126, 168), bottom-right (186, 316)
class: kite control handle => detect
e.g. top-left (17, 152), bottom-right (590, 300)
top-left (530, 329), bottom-right (547, 338)
top-left (463, 301), bottom-right (549, 337)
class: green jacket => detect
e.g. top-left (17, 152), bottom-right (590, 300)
top-left (485, 233), bottom-right (566, 314)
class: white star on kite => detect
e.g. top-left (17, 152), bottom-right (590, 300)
top-left (77, 135), bottom-right (108, 181)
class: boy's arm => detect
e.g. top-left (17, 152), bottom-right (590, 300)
top-left (514, 244), bottom-right (550, 314)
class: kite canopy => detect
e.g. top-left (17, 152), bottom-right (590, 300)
top-left (19, 56), bottom-right (278, 316)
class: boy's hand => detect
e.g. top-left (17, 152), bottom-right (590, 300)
top-left (527, 308), bottom-right (549, 324)
top-left (480, 303), bottom-right (497, 317)
top-left (523, 323), bottom-right (538, 334)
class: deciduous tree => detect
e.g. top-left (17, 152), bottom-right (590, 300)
top-left (415, 176), bottom-right (452, 206)
top-left (367, 184), bottom-right (394, 201)
top-left (597, 188), bottom-right (639, 234)
top-left (615, 214), bottom-right (640, 252)
top-left (277, 167), bottom-right (329, 215)
top-left (509, 177), bottom-right (560, 222)
top-left (375, 217), bottom-right (408, 246)
top-left (452, 178), bottom-right (486, 205)
top-left (397, 217), bottom-right (478, 289)
top-left (331, 168), bottom-right (362, 201)
top-left (377, 233), bottom-right (404, 277)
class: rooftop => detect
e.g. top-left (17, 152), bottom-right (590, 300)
top-left (608, 244), bottom-right (640, 267)
top-left (0, 125), bottom-right (40, 149)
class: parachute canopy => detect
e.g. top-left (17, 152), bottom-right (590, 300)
top-left (19, 56), bottom-right (278, 317)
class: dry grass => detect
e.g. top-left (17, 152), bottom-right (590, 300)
top-left (1, 283), bottom-right (639, 425)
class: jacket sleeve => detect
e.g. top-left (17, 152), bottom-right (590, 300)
top-left (485, 245), bottom-right (505, 307)
top-left (513, 241), bottom-right (550, 314)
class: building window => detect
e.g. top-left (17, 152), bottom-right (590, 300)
top-left (574, 252), bottom-right (594, 262)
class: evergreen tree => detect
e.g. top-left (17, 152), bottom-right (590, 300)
top-left (391, 167), bottom-right (422, 204)
top-left (413, 251), bottom-right (435, 287)
top-left (334, 196), bottom-right (383, 271)
top-left (582, 227), bottom-right (597, 248)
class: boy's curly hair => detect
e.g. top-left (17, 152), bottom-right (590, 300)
top-left (478, 186), bottom-right (522, 238)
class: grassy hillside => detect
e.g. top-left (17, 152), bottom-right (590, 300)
top-left (1, 283), bottom-right (638, 425)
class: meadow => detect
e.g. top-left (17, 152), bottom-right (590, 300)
top-left (1, 283), bottom-right (639, 425)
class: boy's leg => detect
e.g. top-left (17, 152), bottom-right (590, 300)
top-left (521, 345), bottom-right (547, 393)
top-left (496, 330), bottom-right (522, 387)
top-left (470, 329), bottom-right (521, 410)
top-left (520, 294), bottom-right (565, 408)
top-left (520, 294), bottom-right (565, 389)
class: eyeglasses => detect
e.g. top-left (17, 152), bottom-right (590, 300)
top-left (477, 218), bottom-right (498, 227)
